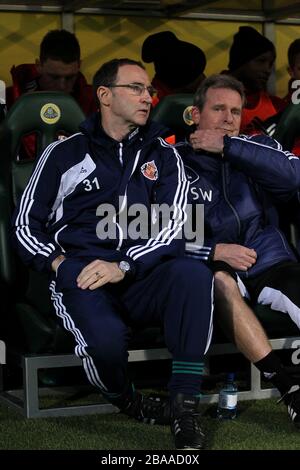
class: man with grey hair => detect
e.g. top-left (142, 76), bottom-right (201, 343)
top-left (179, 73), bottom-right (300, 428)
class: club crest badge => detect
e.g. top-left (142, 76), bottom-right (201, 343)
top-left (183, 105), bottom-right (194, 126)
top-left (40, 103), bottom-right (61, 124)
top-left (141, 160), bottom-right (158, 181)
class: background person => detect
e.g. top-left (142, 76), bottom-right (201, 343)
top-left (6, 29), bottom-right (96, 116)
top-left (141, 30), bottom-right (206, 105)
top-left (284, 38), bottom-right (300, 104)
top-left (6, 29), bottom-right (97, 160)
top-left (225, 26), bottom-right (285, 134)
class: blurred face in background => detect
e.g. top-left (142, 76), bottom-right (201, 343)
top-left (233, 50), bottom-right (276, 92)
top-left (36, 58), bottom-right (80, 94)
top-left (288, 53), bottom-right (300, 80)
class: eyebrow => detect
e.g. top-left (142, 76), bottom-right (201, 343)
top-left (130, 81), bottom-right (151, 86)
top-left (212, 104), bottom-right (241, 111)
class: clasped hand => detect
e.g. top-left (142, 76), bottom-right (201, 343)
top-left (190, 129), bottom-right (225, 153)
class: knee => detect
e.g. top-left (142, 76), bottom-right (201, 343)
top-left (214, 271), bottom-right (239, 298)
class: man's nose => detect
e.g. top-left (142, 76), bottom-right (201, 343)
top-left (224, 109), bottom-right (234, 122)
top-left (141, 91), bottom-right (152, 104)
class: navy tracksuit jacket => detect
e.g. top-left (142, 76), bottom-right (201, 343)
top-left (181, 132), bottom-right (300, 330)
top-left (13, 113), bottom-right (213, 395)
top-left (180, 133), bottom-right (300, 278)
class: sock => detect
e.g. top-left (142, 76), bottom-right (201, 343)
top-left (102, 381), bottom-right (135, 410)
top-left (169, 359), bottom-right (204, 400)
top-left (254, 351), bottom-right (294, 396)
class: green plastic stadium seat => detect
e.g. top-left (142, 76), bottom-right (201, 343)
top-left (273, 102), bottom-right (300, 151)
top-left (0, 92), bottom-right (85, 355)
top-left (150, 93), bottom-right (194, 141)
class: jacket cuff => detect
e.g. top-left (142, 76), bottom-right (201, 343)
top-left (45, 250), bottom-right (65, 273)
top-left (207, 244), bottom-right (216, 263)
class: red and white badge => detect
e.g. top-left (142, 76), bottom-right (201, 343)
top-left (141, 160), bottom-right (158, 181)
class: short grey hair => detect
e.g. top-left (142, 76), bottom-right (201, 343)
top-left (193, 74), bottom-right (245, 110)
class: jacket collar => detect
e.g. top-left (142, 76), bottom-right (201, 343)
top-left (79, 112), bottom-right (169, 148)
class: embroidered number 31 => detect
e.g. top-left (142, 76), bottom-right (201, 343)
top-left (83, 177), bottom-right (100, 191)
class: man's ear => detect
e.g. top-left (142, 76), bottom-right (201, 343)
top-left (97, 86), bottom-right (111, 107)
top-left (192, 106), bottom-right (201, 125)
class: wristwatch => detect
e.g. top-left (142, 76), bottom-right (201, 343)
top-left (118, 260), bottom-right (131, 276)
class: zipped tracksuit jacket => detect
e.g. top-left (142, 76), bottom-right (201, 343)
top-left (180, 133), bottom-right (300, 329)
top-left (13, 113), bottom-right (213, 396)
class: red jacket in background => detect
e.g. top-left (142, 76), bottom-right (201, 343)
top-left (240, 90), bottom-right (285, 134)
top-left (6, 63), bottom-right (97, 115)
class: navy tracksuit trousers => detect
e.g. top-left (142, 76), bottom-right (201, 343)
top-left (49, 257), bottom-right (213, 396)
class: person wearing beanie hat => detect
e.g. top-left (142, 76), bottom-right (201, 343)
top-left (282, 38), bottom-right (300, 106)
top-left (141, 31), bottom-right (206, 104)
top-left (276, 39), bottom-right (300, 157)
top-left (226, 26), bottom-right (285, 133)
top-left (229, 26), bottom-right (275, 76)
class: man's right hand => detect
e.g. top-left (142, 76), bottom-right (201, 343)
top-left (190, 129), bottom-right (225, 153)
top-left (213, 243), bottom-right (257, 271)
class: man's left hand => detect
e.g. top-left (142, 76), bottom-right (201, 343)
top-left (77, 260), bottom-right (125, 290)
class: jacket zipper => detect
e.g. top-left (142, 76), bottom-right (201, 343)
top-left (221, 163), bottom-right (241, 237)
top-left (119, 142), bottom-right (123, 166)
top-left (115, 147), bottom-right (142, 251)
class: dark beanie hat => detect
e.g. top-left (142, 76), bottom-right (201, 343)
top-left (228, 26), bottom-right (275, 71)
top-left (141, 31), bottom-right (206, 89)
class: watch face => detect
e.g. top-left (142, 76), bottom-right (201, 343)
top-left (119, 261), bottom-right (130, 273)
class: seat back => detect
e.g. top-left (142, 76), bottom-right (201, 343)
top-left (150, 93), bottom-right (194, 141)
top-left (273, 102), bottom-right (300, 151)
top-left (0, 91), bottom-right (85, 282)
top-left (5, 91), bottom-right (85, 159)
top-left (0, 92), bottom-right (86, 353)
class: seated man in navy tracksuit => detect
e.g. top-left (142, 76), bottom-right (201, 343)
top-left (179, 73), bottom-right (300, 428)
top-left (13, 58), bottom-right (213, 450)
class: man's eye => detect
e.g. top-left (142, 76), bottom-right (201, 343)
top-left (131, 85), bottom-right (141, 93)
